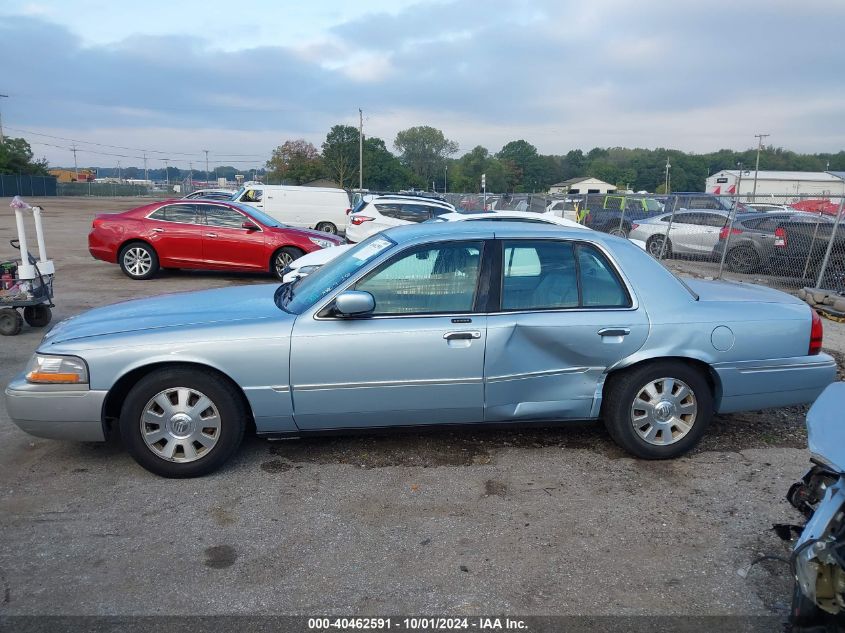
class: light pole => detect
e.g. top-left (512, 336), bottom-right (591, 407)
top-left (752, 133), bottom-right (769, 202)
top-left (203, 149), bottom-right (210, 186)
top-left (0, 94), bottom-right (8, 142)
top-left (664, 158), bottom-right (671, 194)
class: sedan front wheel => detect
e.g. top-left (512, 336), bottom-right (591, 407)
top-left (119, 367), bottom-right (246, 477)
top-left (602, 361), bottom-right (713, 459)
top-left (271, 247), bottom-right (304, 281)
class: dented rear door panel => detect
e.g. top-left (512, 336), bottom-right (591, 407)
top-left (484, 310), bottom-right (649, 421)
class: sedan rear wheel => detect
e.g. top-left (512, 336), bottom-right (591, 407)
top-left (119, 242), bottom-right (159, 280)
top-left (603, 361), bottom-right (713, 459)
top-left (272, 247), bottom-right (304, 281)
top-left (726, 246), bottom-right (760, 274)
top-left (119, 367), bottom-right (246, 477)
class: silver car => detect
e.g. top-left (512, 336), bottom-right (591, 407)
top-left (628, 210), bottom-right (730, 258)
top-left (5, 222), bottom-right (835, 477)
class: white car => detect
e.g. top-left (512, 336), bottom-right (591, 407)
top-left (287, 210), bottom-right (591, 282)
top-left (182, 189), bottom-right (234, 201)
top-left (433, 210), bottom-right (588, 230)
top-left (345, 195), bottom-right (456, 243)
top-left (281, 244), bottom-right (353, 283)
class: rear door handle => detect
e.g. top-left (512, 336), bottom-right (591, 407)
top-left (597, 327), bottom-right (630, 337)
top-left (444, 331), bottom-right (481, 341)
top-left (152, 228), bottom-right (164, 233)
top-left (206, 233), bottom-right (217, 238)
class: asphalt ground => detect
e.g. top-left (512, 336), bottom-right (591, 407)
top-left (0, 197), bottom-right (841, 622)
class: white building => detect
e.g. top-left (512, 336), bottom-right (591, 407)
top-left (705, 170), bottom-right (845, 200)
top-left (549, 177), bottom-right (616, 195)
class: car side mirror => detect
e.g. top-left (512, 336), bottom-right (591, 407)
top-left (334, 291), bottom-right (375, 317)
top-left (242, 221), bottom-right (259, 231)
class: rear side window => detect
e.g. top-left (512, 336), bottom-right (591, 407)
top-left (149, 204), bottom-right (198, 224)
top-left (577, 245), bottom-right (630, 307)
top-left (500, 240), bottom-right (630, 311)
top-left (375, 203), bottom-right (431, 223)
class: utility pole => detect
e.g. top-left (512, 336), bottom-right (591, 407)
top-left (735, 162), bottom-right (743, 201)
top-left (189, 162), bottom-right (193, 187)
top-left (143, 151), bottom-right (148, 183)
top-left (358, 108), bottom-right (363, 190)
top-left (203, 149), bottom-right (209, 186)
top-left (0, 94), bottom-right (7, 142)
top-left (752, 133), bottom-right (769, 202)
top-left (664, 158), bottom-right (671, 194)
top-left (71, 144), bottom-right (79, 181)
top-left (117, 161), bottom-right (122, 182)
top-left (164, 159), bottom-right (170, 186)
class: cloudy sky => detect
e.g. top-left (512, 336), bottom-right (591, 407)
top-left (1, 0), bottom-right (843, 169)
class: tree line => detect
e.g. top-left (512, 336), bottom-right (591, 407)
top-left (267, 125), bottom-right (845, 193)
top-left (8, 129), bottom-right (845, 194)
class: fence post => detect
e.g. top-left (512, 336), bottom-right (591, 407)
top-left (815, 196), bottom-right (845, 289)
top-left (657, 196), bottom-right (678, 261)
top-left (801, 212), bottom-right (824, 280)
top-left (716, 196), bottom-right (738, 279)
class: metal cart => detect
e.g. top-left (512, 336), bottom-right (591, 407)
top-left (0, 239), bottom-right (54, 335)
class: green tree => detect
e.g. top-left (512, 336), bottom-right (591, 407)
top-left (0, 138), bottom-right (48, 175)
top-left (394, 126), bottom-right (458, 186)
top-left (266, 139), bottom-right (323, 185)
top-left (362, 137), bottom-right (411, 190)
top-left (322, 125), bottom-right (359, 188)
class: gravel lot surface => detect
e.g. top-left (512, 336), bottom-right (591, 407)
top-left (1, 198), bottom-right (842, 619)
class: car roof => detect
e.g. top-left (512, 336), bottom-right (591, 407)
top-left (437, 210), bottom-right (585, 227)
top-left (383, 218), bottom-right (613, 245)
top-left (370, 195), bottom-right (454, 208)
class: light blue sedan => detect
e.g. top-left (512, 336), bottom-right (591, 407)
top-left (5, 222), bottom-right (836, 477)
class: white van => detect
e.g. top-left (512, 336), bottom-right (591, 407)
top-left (233, 184), bottom-right (351, 234)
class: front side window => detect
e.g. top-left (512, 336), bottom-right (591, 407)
top-left (354, 241), bottom-right (482, 315)
top-left (240, 189), bottom-right (262, 203)
top-left (149, 204), bottom-right (198, 224)
top-left (204, 205), bottom-right (247, 228)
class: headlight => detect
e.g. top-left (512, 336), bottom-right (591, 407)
top-left (25, 354), bottom-right (89, 384)
top-left (309, 237), bottom-right (335, 249)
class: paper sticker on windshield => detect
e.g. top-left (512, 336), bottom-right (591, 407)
top-left (352, 238), bottom-right (392, 261)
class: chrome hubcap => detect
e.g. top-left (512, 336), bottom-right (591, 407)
top-left (630, 377), bottom-right (697, 445)
top-left (140, 387), bottom-right (221, 462)
top-left (648, 238), bottom-right (665, 257)
top-left (125, 247), bottom-right (152, 276)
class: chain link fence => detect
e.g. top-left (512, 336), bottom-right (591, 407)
top-left (441, 191), bottom-right (845, 293)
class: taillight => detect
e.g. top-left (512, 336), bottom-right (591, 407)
top-left (809, 309), bottom-right (823, 355)
top-left (774, 227), bottom-right (786, 247)
top-left (718, 226), bottom-right (742, 240)
top-left (92, 216), bottom-right (104, 228)
top-left (350, 216), bottom-right (374, 226)
top-left (631, 223), bottom-right (640, 230)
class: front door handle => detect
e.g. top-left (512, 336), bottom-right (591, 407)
top-left (152, 227), bottom-right (164, 233)
top-left (206, 233), bottom-right (218, 238)
top-left (444, 331), bottom-right (481, 341)
top-left (597, 327), bottom-right (630, 337)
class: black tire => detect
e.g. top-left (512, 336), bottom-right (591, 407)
top-left (602, 361), bottom-right (713, 459)
top-left (23, 304), bottom-right (52, 328)
top-left (118, 242), bottom-right (159, 280)
top-left (646, 235), bottom-right (671, 259)
top-left (726, 246), bottom-right (761, 274)
top-left (315, 222), bottom-right (338, 235)
top-left (271, 246), bottom-right (304, 281)
top-left (0, 308), bottom-right (22, 336)
top-left (119, 367), bottom-right (247, 478)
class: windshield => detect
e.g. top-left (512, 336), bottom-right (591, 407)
top-left (228, 202), bottom-right (283, 227)
top-left (280, 235), bottom-right (397, 314)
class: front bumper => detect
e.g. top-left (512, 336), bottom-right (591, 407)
top-left (4, 375), bottom-right (107, 442)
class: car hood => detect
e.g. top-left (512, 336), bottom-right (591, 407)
top-left (291, 243), bottom-right (353, 268)
top-left (43, 284), bottom-right (286, 344)
top-left (684, 278), bottom-right (804, 304)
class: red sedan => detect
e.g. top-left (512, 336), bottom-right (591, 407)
top-left (88, 200), bottom-right (344, 280)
